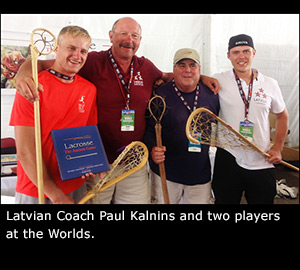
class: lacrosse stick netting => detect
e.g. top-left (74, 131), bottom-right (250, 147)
top-left (30, 28), bottom-right (57, 204)
top-left (78, 141), bottom-right (149, 204)
top-left (186, 107), bottom-right (299, 172)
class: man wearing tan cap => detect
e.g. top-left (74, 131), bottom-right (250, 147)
top-left (144, 48), bottom-right (220, 204)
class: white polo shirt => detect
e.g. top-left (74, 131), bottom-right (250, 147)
top-left (213, 69), bottom-right (286, 170)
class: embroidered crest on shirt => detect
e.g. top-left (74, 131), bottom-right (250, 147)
top-left (254, 88), bottom-right (268, 105)
top-left (78, 96), bottom-right (86, 113)
top-left (134, 71), bottom-right (144, 86)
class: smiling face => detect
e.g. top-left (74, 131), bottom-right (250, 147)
top-left (54, 33), bottom-right (90, 77)
top-left (109, 17), bottom-right (142, 61)
top-left (173, 59), bottom-right (201, 92)
top-left (227, 45), bottom-right (256, 76)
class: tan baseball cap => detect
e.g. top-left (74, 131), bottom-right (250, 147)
top-left (173, 48), bottom-right (200, 65)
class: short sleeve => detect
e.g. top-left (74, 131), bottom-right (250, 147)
top-left (9, 92), bottom-right (34, 127)
top-left (270, 79), bottom-right (286, 114)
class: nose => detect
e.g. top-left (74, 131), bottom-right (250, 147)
top-left (72, 48), bottom-right (81, 59)
top-left (124, 34), bottom-right (134, 43)
top-left (184, 65), bottom-right (192, 72)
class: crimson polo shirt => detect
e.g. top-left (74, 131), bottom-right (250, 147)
top-left (79, 49), bottom-right (163, 163)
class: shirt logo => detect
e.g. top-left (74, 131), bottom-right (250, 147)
top-left (254, 88), bottom-right (268, 105)
top-left (134, 71), bottom-right (143, 86)
top-left (78, 96), bottom-right (86, 113)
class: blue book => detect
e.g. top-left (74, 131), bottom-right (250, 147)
top-left (51, 125), bottom-right (110, 181)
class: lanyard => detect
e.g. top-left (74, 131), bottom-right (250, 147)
top-left (233, 69), bottom-right (254, 120)
top-left (172, 79), bottom-right (200, 113)
top-left (109, 48), bottom-right (134, 110)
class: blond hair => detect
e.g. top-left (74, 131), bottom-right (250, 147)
top-left (57, 25), bottom-right (91, 45)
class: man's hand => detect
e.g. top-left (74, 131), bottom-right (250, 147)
top-left (266, 147), bottom-right (282, 164)
top-left (16, 76), bottom-right (43, 103)
top-left (151, 146), bottom-right (166, 164)
top-left (15, 59), bottom-right (53, 102)
top-left (266, 109), bottom-right (289, 165)
top-left (200, 75), bottom-right (220, 95)
top-left (81, 172), bottom-right (97, 180)
top-left (153, 78), bottom-right (165, 89)
top-left (82, 172), bottom-right (104, 181)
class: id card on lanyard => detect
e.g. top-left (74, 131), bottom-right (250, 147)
top-left (109, 49), bottom-right (135, 131)
top-left (233, 69), bottom-right (254, 142)
top-left (121, 109), bottom-right (135, 131)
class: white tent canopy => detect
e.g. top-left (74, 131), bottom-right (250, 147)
top-left (1, 14), bottom-right (299, 147)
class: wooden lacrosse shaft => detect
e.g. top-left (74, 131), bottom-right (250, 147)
top-left (187, 108), bottom-right (299, 172)
top-left (155, 123), bottom-right (170, 204)
top-left (78, 192), bottom-right (95, 205)
top-left (31, 47), bottom-right (45, 204)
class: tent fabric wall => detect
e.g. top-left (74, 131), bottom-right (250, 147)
top-left (211, 14), bottom-right (299, 148)
top-left (1, 14), bottom-right (299, 147)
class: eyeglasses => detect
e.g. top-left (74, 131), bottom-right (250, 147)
top-left (113, 31), bottom-right (141, 41)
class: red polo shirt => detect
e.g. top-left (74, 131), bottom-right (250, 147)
top-left (79, 49), bottom-right (163, 162)
top-left (10, 71), bottom-right (97, 197)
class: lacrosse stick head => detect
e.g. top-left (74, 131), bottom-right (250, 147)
top-left (30, 28), bottom-right (57, 56)
top-left (186, 107), bottom-right (256, 152)
top-left (77, 141), bottom-right (149, 204)
top-left (186, 107), bottom-right (217, 145)
top-left (148, 95), bottom-right (166, 123)
top-left (97, 141), bottom-right (148, 191)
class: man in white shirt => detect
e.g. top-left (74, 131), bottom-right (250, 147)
top-left (212, 34), bottom-right (289, 204)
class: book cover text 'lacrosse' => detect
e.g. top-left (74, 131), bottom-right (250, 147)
top-left (51, 125), bottom-right (110, 181)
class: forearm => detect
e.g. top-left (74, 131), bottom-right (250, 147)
top-left (17, 59), bottom-right (53, 80)
top-left (15, 126), bottom-right (72, 203)
top-left (17, 141), bottom-right (66, 202)
top-left (16, 59), bottom-right (55, 102)
top-left (266, 109), bottom-right (289, 164)
top-left (200, 74), bottom-right (220, 94)
top-left (17, 59), bottom-right (33, 79)
top-left (273, 108), bottom-right (289, 152)
top-left (161, 72), bottom-right (173, 82)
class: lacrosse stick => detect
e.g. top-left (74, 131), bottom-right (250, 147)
top-left (30, 28), bottom-right (57, 204)
top-left (186, 107), bottom-right (299, 172)
top-left (148, 95), bottom-right (170, 204)
top-left (78, 141), bottom-right (148, 204)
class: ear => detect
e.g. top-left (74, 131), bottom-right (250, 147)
top-left (227, 51), bottom-right (230, 59)
top-left (173, 64), bottom-right (176, 73)
top-left (109, 30), bottom-right (113, 43)
top-left (54, 44), bottom-right (59, 54)
top-left (252, 49), bottom-right (256, 57)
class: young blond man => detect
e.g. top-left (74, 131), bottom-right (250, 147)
top-left (10, 26), bottom-right (97, 204)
